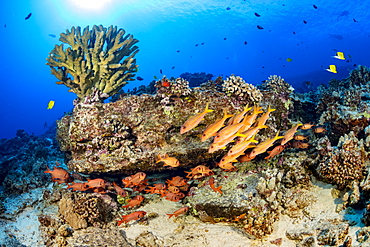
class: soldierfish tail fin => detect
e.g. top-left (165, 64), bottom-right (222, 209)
top-left (156, 154), bottom-right (163, 163)
top-left (166, 213), bottom-right (176, 218)
top-left (214, 186), bottom-right (222, 194)
top-left (44, 166), bottom-right (51, 173)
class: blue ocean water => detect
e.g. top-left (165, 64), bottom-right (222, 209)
top-left (0, 0), bottom-right (369, 139)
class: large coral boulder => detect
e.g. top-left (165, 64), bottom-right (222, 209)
top-left (57, 90), bottom-right (237, 174)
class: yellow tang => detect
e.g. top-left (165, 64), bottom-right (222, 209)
top-left (286, 58), bottom-right (293, 62)
top-left (47, 100), bottom-right (55, 109)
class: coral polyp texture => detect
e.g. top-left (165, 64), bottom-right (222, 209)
top-left (46, 25), bottom-right (139, 99)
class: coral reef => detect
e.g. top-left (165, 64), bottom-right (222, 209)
top-left (316, 65), bottom-right (370, 143)
top-left (0, 129), bottom-right (63, 194)
top-left (221, 75), bottom-right (263, 107)
top-left (46, 25), bottom-right (139, 99)
top-left (57, 87), bottom-right (275, 174)
top-left (58, 191), bottom-right (116, 229)
top-left (316, 131), bottom-right (366, 190)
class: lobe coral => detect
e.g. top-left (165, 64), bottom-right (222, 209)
top-left (46, 25), bottom-right (139, 99)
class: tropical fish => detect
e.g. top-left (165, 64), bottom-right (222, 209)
top-left (166, 206), bottom-right (189, 218)
top-left (257, 25), bottom-right (264, 30)
top-left (145, 183), bottom-right (166, 194)
top-left (250, 131), bottom-right (283, 157)
top-left (237, 125), bottom-right (267, 144)
top-left (218, 162), bottom-right (236, 171)
top-left (291, 141), bottom-right (310, 149)
top-left (294, 135), bottom-right (308, 141)
top-left (333, 52), bottom-right (345, 60)
top-left (219, 150), bottom-right (246, 166)
top-left (213, 123), bottom-right (245, 143)
top-left (47, 100), bottom-right (55, 109)
top-left (44, 166), bottom-right (71, 184)
top-left (208, 177), bottom-right (222, 194)
top-left (67, 182), bottom-right (89, 192)
top-left (180, 103), bottom-right (214, 134)
top-left (286, 58), bottom-right (293, 62)
top-left (156, 154), bottom-right (180, 167)
top-left (166, 176), bottom-right (187, 187)
top-left (201, 109), bottom-right (233, 142)
top-left (229, 104), bottom-right (251, 125)
top-left (226, 7), bottom-right (231, 10)
top-left (244, 41), bottom-right (248, 45)
top-left (48, 34), bottom-right (56, 38)
top-left (137, 76), bottom-right (144, 81)
top-left (281, 124), bottom-right (303, 145)
top-left (256, 105), bottom-right (275, 126)
top-left (25, 13), bottom-right (32, 20)
top-left (313, 127), bottom-right (326, 133)
top-left (264, 145), bottom-right (285, 159)
top-left (117, 211), bottom-right (146, 225)
top-left (208, 134), bottom-right (236, 153)
top-left (303, 20), bottom-right (307, 24)
top-left (239, 104), bottom-right (263, 132)
top-left (227, 135), bottom-right (257, 156)
top-left (162, 192), bottom-right (181, 202)
top-left (300, 123), bottom-right (315, 130)
top-left (122, 195), bottom-right (144, 209)
top-left (113, 182), bottom-right (128, 197)
top-left (167, 186), bottom-right (180, 193)
top-left (85, 178), bottom-right (107, 189)
top-left (313, 5), bottom-right (318, 9)
top-left (254, 13), bottom-right (261, 17)
top-left (122, 172), bottom-right (147, 187)
top-left (160, 69), bottom-right (163, 74)
top-left (326, 65), bottom-right (337, 73)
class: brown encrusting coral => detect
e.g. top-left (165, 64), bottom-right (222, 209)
top-left (316, 131), bottom-right (366, 189)
top-left (46, 25), bottom-right (139, 99)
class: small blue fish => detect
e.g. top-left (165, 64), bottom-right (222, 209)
top-left (48, 34), bottom-right (56, 38)
top-left (25, 13), bottom-right (32, 20)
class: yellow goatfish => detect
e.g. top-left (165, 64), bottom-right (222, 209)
top-left (256, 105), bottom-right (276, 126)
top-left (180, 103), bottom-right (214, 134)
top-left (208, 134), bottom-right (236, 153)
top-left (201, 109), bottom-right (233, 142)
top-left (326, 65), bottom-right (337, 73)
top-left (239, 104), bottom-right (263, 132)
top-left (219, 150), bottom-right (245, 166)
top-left (333, 51), bottom-right (345, 60)
top-left (281, 123), bottom-right (303, 145)
top-left (250, 131), bottom-right (283, 157)
top-left (237, 125), bottom-right (267, 144)
top-left (47, 100), bottom-right (55, 109)
top-left (213, 123), bottom-right (245, 143)
top-left (228, 104), bottom-right (251, 125)
top-left (228, 134), bottom-right (258, 156)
